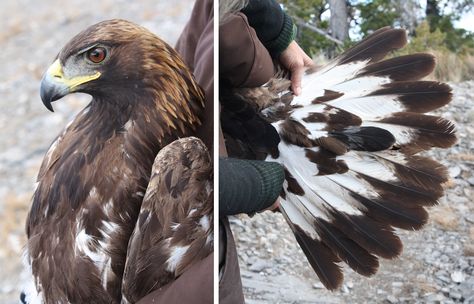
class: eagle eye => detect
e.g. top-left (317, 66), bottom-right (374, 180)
top-left (86, 47), bottom-right (107, 63)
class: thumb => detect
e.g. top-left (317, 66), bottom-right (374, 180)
top-left (291, 65), bottom-right (305, 96)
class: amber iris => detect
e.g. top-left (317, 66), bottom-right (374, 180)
top-left (87, 47), bottom-right (106, 63)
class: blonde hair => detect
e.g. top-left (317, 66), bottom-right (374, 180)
top-left (219, 0), bottom-right (249, 23)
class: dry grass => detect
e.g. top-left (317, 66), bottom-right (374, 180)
top-left (0, 19), bottom-right (25, 45)
top-left (447, 153), bottom-right (474, 162)
top-left (443, 179), bottom-right (457, 189)
top-left (430, 205), bottom-right (459, 231)
top-left (432, 50), bottom-right (474, 82)
top-left (0, 191), bottom-right (30, 258)
top-left (465, 227), bottom-right (474, 256)
top-left (313, 48), bottom-right (473, 83)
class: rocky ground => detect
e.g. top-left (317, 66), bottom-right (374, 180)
top-left (231, 81), bottom-right (474, 303)
top-left (0, 1), bottom-right (193, 303)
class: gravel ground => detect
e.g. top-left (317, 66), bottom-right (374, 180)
top-left (0, 1), bottom-right (193, 303)
top-left (231, 81), bottom-right (474, 303)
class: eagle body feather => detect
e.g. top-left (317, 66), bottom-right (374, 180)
top-left (221, 27), bottom-right (456, 290)
top-left (24, 20), bottom-right (211, 304)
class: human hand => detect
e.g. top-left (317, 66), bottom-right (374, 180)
top-left (260, 198), bottom-right (280, 212)
top-left (278, 40), bottom-right (313, 96)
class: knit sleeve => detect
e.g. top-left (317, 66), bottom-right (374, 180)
top-left (219, 157), bottom-right (285, 216)
top-left (242, 0), bottom-right (296, 56)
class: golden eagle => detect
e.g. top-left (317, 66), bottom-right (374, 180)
top-left (221, 27), bottom-right (456, 290)
top-left (22, 19), bottom-right (213, 303)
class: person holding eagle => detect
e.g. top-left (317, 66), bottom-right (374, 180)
top-left (218, 0), bottom-right (315, 302)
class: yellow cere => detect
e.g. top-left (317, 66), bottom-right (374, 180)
top-left (47, 59), bottom-right (101, 89)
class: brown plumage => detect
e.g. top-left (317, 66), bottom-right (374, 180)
top-left (122, 137), bottom-right (212, 303)
top-left (221, 27), bottom-right (456, 290)
top-left (23, 19), bottom-right (212, 304)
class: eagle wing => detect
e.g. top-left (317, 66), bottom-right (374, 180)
top-left (221, 27), bottom-right (456, 290)
top-left (121, 137), bottom-right (213, 303)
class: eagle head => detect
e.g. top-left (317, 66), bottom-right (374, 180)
top-left (40, 19), bottom-right (204, 117)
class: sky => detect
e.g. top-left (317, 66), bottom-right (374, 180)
top-left (320, 1), bottom-right (474, 39)
top-left (456, 10), bottom-right (474, 31)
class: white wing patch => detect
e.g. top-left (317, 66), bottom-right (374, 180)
top-left (294, 60), bottom-right (369, 107)
top-left (327, 95), bottom-right (405, 120)
top-left (43, 136), bottom-right (60, 167)
top-left (21, 249), bottom-right (45, 304)
top-left (199, 215), bottom-right (210, 231)
top-left (124, 120), bottom-right (134, 131)
top-left (166, 245), bottom-right (190, 272)
top-left (188, 208), bottom-right (197, 216)
top-left (75, 229), bottom-right (105, 267)
top-left (75, 224), bottom-right (116, 290)
top-left (89, 186), bottom-right (99, 199)
top-left (103, 199), bottom-right (114, 217)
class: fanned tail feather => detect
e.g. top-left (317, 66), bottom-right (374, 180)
top-left (337, 27), bottom-right (407, 65)
top-left (223, 27), bottom-right (457, 290)
top-left (282, 201), bottom-right (343, 290)
top-left (358, 53), bottom-right (435, 81)
top-left (269, 28), bottom-right (456, 289)
top-left (370, 113), bottom-right (456, 154)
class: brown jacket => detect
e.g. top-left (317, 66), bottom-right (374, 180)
top-left (219, 13), bottom-right (274, 304)
top-left (219, 13), bottom-right (274, 88)
top-left (137, 0), bottom-right (214, 303)
top-left (175, 0), bottom-right (214, 153)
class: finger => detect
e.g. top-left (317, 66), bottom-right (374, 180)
top-left (291, 66), bottom-right (304, 96)
top-left (272, 199), bottom-right (280, 209)
top-left (258, 198), bottom-right (280, 213)
top-left (303, 55), bottom-right (314, 67)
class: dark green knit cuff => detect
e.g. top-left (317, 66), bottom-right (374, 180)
top-left (247, 160), bottom-right (285, 209)
top-left (266, 13), bottom-right (296, 56)
top-left (219, 158), bottom-right (285, 216)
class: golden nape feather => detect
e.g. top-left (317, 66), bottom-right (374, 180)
top-left (221, 27), bottom-right (456, 290)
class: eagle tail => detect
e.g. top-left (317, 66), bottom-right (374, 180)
top-left (277, 145), bottom-right (450, 289)
top-left (264, 28), bottom-right (456, 289)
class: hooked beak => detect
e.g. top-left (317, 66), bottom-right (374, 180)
top-left (40, 59), bottom-right (101, 112)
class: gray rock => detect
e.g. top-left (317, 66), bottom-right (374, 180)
top-left (451, 271), bottom-right (465, 283)
top-left (312, 282), bottom-right (324, 289)
top-left (424, 293), bottom-right (445, 302)
top-left (249, 259), bottom-right (270, 273)
top-left (466, 215), bottom-right (474, 224)
top-left (346, 281), bottom-right (354, 289)
top-left (449, 291), bottom-right (462, 300)
top-left (392, 281), bottom-right (403, 288)
top-left (341, 285), bottom-right (350, 294)
top-left (438, 275), bottom-right (451, 284)
top-left (449, 166), bottom-right (462, 178)
top-left (459, 278), bottom-right (474, 300)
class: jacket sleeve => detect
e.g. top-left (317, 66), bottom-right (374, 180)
top-left (219, 157), bottom-right (285, 216)
top-left (137, 254), bottom-right (213, 304)
top-left (219, 13), bottom-right (274, 88)
top-left (242, 0), bottom-right (296, 56)
top-left (175, 0), bottom-right (214, 152)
